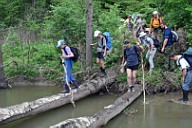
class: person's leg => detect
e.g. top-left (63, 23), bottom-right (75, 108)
top-left (127, 68), bottom-right (133, 92)
top-left (182, 70), bottom-right (192, 101)
top-left (131, 70), bottom-right (137, 92)
top-left (148, 48), bottom-right (157, 72)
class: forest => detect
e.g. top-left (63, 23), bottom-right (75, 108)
top-left (0, 0), bottom-right (192, 128)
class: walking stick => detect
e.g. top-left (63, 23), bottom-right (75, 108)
top-left (141, 52), bottom-right (146, 105)
top-left (61, 49), bottom-right (76, 107)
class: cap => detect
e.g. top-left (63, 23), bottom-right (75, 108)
top-left (56, 40), bottom-right (66, 47)
top-left (123, 39), bottom-right (130, 45)
top-left (94, 30), bottom-right (101, 37)
top-left (139, 32), bottom-right (147, 38)
top-left (153, 11), bottom-right (158, 15)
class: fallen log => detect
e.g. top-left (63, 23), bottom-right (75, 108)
top-left (50, 85), bottom-right (142, 128)
top-left (0, 69), bottom-right (118, 125)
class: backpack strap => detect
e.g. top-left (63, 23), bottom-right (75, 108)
top-left (63, 46), bottom-right (68, 55)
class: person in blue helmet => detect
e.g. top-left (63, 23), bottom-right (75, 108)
top-left (57, 40), bottom-right (78, 93)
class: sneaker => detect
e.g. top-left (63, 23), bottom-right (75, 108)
top-left (132, 86), bottom-right (135, 92)
top-left (128, 87), bottom-right (132, 92)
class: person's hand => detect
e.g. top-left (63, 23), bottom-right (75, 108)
top-left (90, 43), bottom-right (96, 46)
top-left (103, 53), bottom-right (107, 57)
top-left (161, 47), bottom-right (165, 53)
top-left (61, 55), bottom-right (67, 58)
top-left (120, 64), bottom-right (124, 67)
top-left (149, 51), bottom-right (152, 56)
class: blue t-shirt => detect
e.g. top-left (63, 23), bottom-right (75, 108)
top-left (124, 45), bottom-right (139, 66)
top-left (163, 28), bottom-right (173, 47)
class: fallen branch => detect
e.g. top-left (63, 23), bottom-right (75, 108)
top-left (50, 85), bottom-right (142, 128)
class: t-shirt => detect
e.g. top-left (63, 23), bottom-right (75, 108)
top-left (177, 56), bottom-right (190, 70)
top-left (63, 46), bottom-right (72, 55)
top-left (124, 45), bottom-right (140, 66)
top-left (163, 28), bottom-right (173, 47)
top-left (97, 36), bottom-right (106, 53)
top-left (143, 36), bottom-right (154, 48)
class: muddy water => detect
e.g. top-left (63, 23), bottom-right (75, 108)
top-left (0, 86), bottom-right (61, 107)
top-left (1, 86), bottom-right (117, 128)
top-left (104, 93), bottom-right (192, 128)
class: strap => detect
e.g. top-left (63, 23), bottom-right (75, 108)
top-left (63, 46), bottom-right (68, 55)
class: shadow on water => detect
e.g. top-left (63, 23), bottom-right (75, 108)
top-left (1, 86), bottom-right (118, 128)
top-left (103, 93), bottom-right (192, 128)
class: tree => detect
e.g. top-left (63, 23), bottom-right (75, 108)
top-left (86, 0), bottom-right (93, 68)
top-left (0, 44), bottom-right (7, 88)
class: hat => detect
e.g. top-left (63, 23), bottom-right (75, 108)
top-left (56, 40), bottom-right (66, 47)
top-left (139, 32), bottom-right (147, 38)
top-left (94, 30), bottom-right (101, 37)
top-left (123, 39), bottom-right (130, 45)
top-left (153, 11), bottom-right (158, 15)
top-left (145, 28), bottom-right (150, 32)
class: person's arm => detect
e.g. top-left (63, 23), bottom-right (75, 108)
top-left (161, 38), bottom-right (168, 53)
top-left (149, 40), bottom-right (154, 55)
top-left (181, 68), bottom-right (187, 82)
top-left (90, 43), bottom-right (97, 46)
top-left (149, 18), bottom-right (153, 33)
top-left (61, 47), bottom-right (74, 58)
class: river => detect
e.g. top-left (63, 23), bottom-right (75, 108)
top-left (1, 86), bottom-right (192, 128)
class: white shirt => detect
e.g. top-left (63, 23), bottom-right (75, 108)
top-left (177, 56), bottom-right (190, 70)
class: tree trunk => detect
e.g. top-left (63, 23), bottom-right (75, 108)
top-left (0, 44), bottom-right (7, 89)
top-left (86, 0), bottom-right (93, 68)
top-left (50, 85), bottom-right (142, 128)
top-left (0, 69), bottom-right (118, 125)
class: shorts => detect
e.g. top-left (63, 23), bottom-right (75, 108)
top-left (97, 52), bottom-right (105, 60)
top-left (126, 65), bottom-right (139, 70)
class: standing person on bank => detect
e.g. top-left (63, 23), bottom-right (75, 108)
top-left (170, 54), bottom-right (192, 102)
top-left (160, 21), bottom-right (174, 71)
top-left (149, 11), bottom-right (163, 42)
top-left (91, 30), bottom-right (107, 76)
top-left (121, 40), bottom-right (143, 92)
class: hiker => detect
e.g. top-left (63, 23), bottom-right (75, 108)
top-left (121, 40), bottom-right (143, 92)
top-left (160, 21), bottom-right (174, 71)
top-left (91, 30), bottom-right (107, 76)
top-left (149, 11), bottom-right (163, 42)
top-left (139, 32), bottom-right (157, 73)
top-left (170, 54), bottom-right (192, 102)
top-left (124, 15), bottom-right (135, 32)
top-left (134, 14), bottom-right (146, 35)
top-left (57, 40), bottom-right (78, 93)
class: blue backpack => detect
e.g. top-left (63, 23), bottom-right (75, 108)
top-left (183, 47), bottom-right (192, 67)
top-left (103, 32), bottom-right (112, 51)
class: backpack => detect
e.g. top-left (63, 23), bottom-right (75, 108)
top-left (183, 47), bottom-right (192, 67)
top-left (124, 45), bottom-right (141, 64)
top-left (171, 31), bottom-right (179, 42)
top-left (63, 46), bottom-right (79, 62)
top-left (152, 17), bottom-right (162, 28)
top-left (146, 37), bottom-right (160, 48)
top-left (103, 32), bottom-right (112, 51)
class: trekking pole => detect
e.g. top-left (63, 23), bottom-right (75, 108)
top-left (61, 49), bottom-right (76, 107)
top-left (141, 52), bottom-right (146, 105)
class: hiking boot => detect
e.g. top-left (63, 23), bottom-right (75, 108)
top-left (60, 84), bottom-right (70, 93)
top-left (183, 90), bottom-right (189, 102)
top-left (177, 90), bottom-right (189, 102)
top-left (71, 81), bottom-right (79, 89)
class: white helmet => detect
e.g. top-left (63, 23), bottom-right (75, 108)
top-left (94, 30), bottom-right (101, 37)
top-left (153, 11), bottom-right (158, 15)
